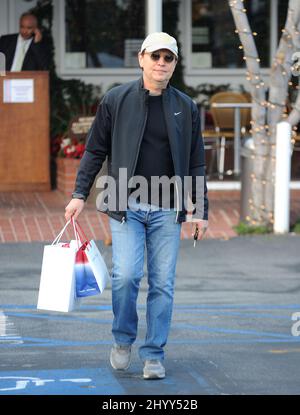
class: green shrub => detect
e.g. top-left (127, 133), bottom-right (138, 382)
top-left (234, 222), bottom-right (271, 235)
top-left (292, 220), bottom-right (300, 233)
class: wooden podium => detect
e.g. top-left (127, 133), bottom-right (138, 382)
top-left (0, 71), bottom-right (50, 191)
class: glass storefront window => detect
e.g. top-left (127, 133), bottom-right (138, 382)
top-left (191, 0), bottom-right (270, 69)
top-left (65, 0), bottom-right (145, 69)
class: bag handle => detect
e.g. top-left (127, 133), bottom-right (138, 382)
top-left (73, 219), bottom-right (91, 248)
top-left (52, 220), bottom-right (71, 245)
top-left (71, 216), bottom-right (81, 249)
top-left (52, 217), bottom-right (80, 246)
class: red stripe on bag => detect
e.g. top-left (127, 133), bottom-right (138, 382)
top-left (74, 220), bottom-right (91, 247)
top-left (75, 246), bottom-right (89, 265)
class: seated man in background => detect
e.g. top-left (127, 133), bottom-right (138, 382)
top-left (0, 12), bottom-right (50, 71)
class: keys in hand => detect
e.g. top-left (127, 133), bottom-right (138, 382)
top-left (193, 224), bottom-right (199, 247)
top-left (193, 223), bottom-right (207, 247)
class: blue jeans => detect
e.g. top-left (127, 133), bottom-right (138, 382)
top-left (109, 198), bottom-right (181, 362)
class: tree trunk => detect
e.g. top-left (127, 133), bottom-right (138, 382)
top-left (229, 0), bottom-right (267, 225)
top-left (229, 0), bottom-right (300, 227)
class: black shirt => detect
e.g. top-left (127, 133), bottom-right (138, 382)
top-left (131, 94), bottom-right (175, 208)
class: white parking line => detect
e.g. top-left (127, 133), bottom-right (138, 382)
top-left (0, 310), bottom-right (23, 344)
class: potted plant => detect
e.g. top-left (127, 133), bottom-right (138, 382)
top-left (56, 135), bottom-right (85, 195)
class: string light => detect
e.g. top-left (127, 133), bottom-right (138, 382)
top-left (234, 29), bottom-right (258, 36)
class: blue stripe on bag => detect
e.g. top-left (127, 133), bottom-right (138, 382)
top-left (75, 248), bottom-right (101, 297)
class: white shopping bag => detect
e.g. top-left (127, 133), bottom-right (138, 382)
top-left (74, 221), bottom-right (110, 293)
top-left (37, 220), bottom-right (79, 313)
top-left (85, 240), bottom-right (110, 292)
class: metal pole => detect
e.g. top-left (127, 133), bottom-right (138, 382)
top-left (200, 105), bottom-right (205, 132)
top-left (274, 121), bottom-right (292, 234)
top-left (234, 107), bottom-right (241, 176)
top-left (146, 0), bottom-right (162, 35)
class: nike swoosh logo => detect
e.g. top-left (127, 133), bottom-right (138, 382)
top-left (174, 112), bottom-right (182, 116)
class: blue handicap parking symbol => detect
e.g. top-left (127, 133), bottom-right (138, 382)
top-left (0, 368), bottom-right (124, 395)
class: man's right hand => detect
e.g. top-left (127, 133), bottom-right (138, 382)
top-left (33, 28), bottom-right (43, 43)
top-left (65, 198), bottom-right (85, 221)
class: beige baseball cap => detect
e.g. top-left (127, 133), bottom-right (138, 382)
top-left (140, 32), bottom-right (178, 58)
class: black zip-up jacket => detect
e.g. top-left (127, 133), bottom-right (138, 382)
top-left (73, 78), bottom-right (208, 223)
top-left (0, 34), bottom-right (50, 71)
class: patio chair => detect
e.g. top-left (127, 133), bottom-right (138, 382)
top-left (208, 91), bottom-right (251, 179)
top-left (202, 128), bottom-right (222, 179)
top-left (293, 133), bottom-right (300, 152)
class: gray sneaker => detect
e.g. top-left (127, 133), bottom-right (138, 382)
top-left (143, 359), bottom-right (165, 379)
top-left (110, 343), bottom-right (131, 370)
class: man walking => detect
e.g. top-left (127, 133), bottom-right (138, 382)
top-left (65, 32), bottom-right (208, 379)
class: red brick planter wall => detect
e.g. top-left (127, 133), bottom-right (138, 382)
top-left (56, 158), bottom-right (81, 195)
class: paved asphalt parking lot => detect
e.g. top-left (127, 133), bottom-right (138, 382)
top-left (0, 234), bottom-right (300, 396)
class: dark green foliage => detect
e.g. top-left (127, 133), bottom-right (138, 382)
top-left (291, 219), bottom-right (300, 234)
top-left (234, 222), bottom-right (272, 235)
top-left (195, 83), bottom-right (249, 105)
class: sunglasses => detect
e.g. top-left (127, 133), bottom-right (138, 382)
top-left (149, 52), bottom-right (176, 63)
